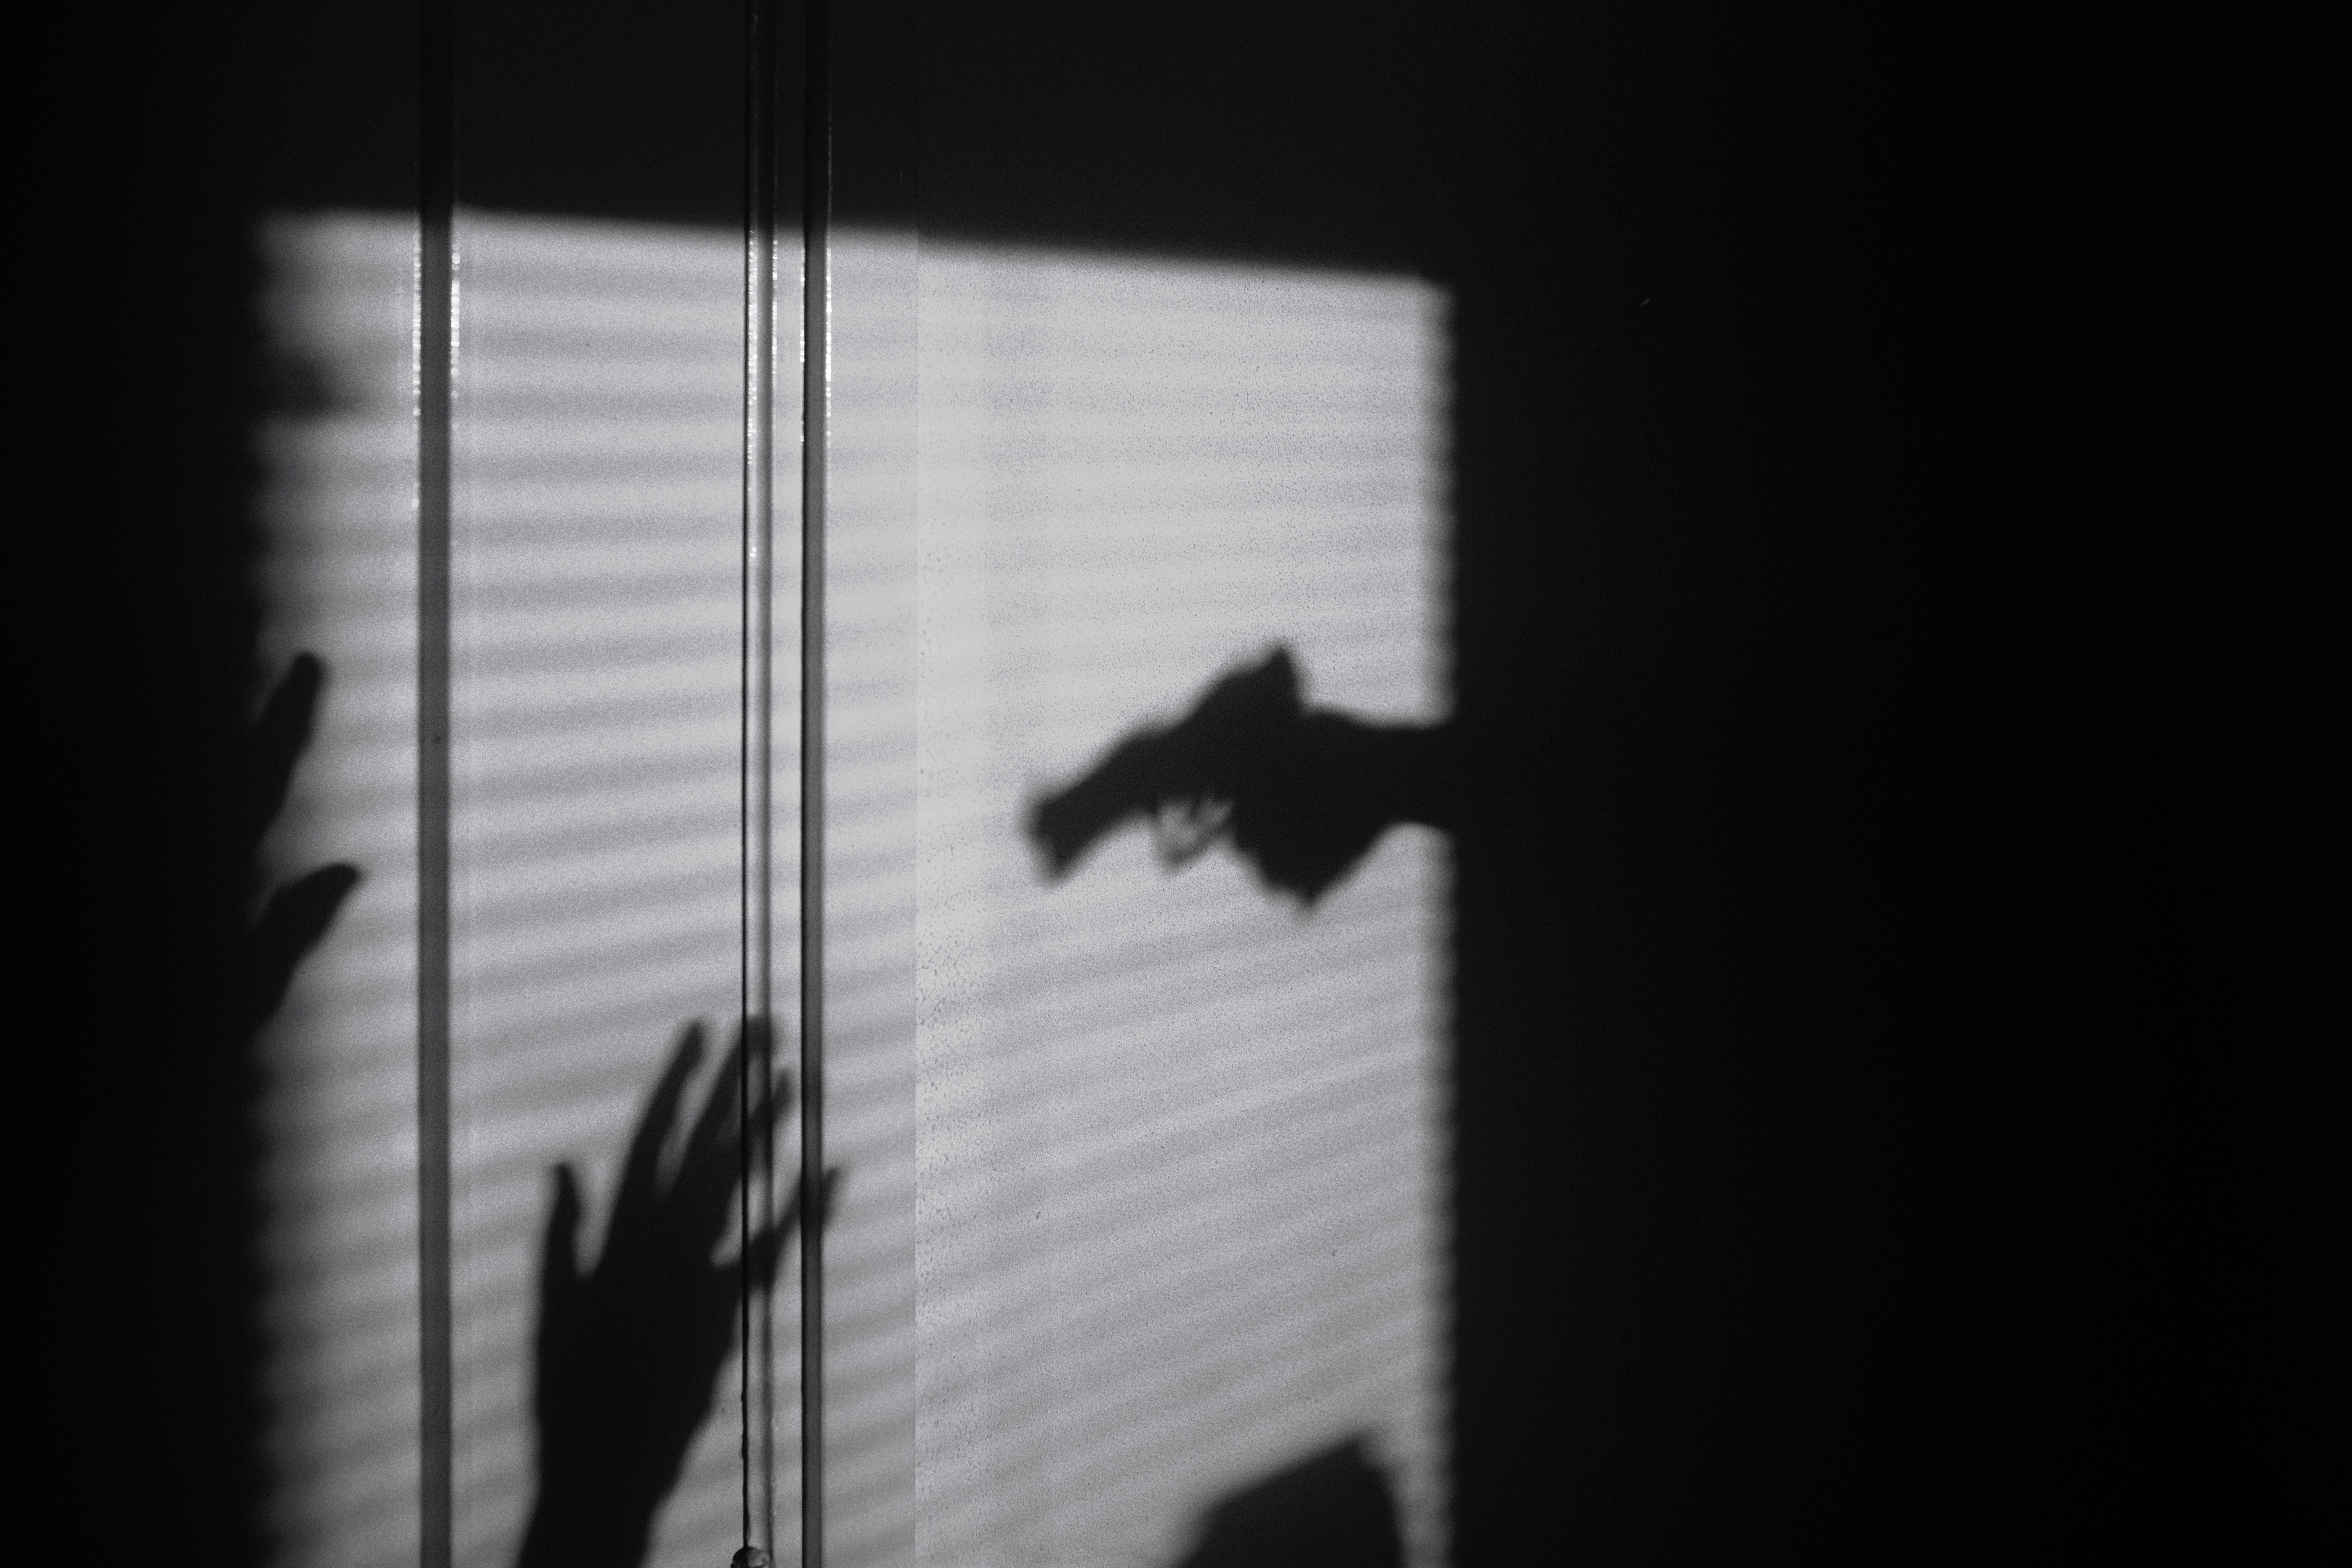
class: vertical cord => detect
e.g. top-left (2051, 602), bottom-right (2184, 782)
top-left (416, 1), bottom-right (457, 1565)
top-left (800, 1), bottom-right (831, 1564)
top-left (742, 0), bottom-right (781, 1556)
top-left (753, 2), bottom-right (782, 1547)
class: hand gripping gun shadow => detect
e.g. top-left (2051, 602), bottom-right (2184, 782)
top-left (1026, 646), bottom-right (1456, 906)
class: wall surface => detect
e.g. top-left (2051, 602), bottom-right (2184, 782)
top-left (63, 3), bottom-right (2287, 1565)
top-left (256, 216), bottom-right (1454, 1567)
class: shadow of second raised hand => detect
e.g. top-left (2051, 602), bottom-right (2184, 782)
top-left (1171, 1438), bottom-right (1406, 1568)
top-left (516, 1018), bottom-right (835, 1568)
top-left (245, 652), bottom-right (361, 1034)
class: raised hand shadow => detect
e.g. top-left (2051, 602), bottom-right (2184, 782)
top-left (518, 1018), bottom-right (835, 1568)
top-left (244, 652), bottom-right (361, 1034)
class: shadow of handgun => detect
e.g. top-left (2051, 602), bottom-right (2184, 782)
top-left (1027, 645), bottom-right (1455, 905)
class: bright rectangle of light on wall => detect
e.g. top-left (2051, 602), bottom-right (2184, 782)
top-left (909, 242), bottom-right (1452, 1568)
top-left (260, 214), bottom-right (1450, 1568)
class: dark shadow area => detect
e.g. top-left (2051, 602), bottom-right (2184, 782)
top-left (67, 0), bottom-right (2301, 1562)
top-left (1029, 647), bottom-right (1456, 905)
top-left (54, 644), bottom-right (360, 1556)
top-left (1170, 1439), bottom-right (1404, 1568)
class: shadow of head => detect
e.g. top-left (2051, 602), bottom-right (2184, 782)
top-left (1173, 1437), bottom-right (1404, 1568)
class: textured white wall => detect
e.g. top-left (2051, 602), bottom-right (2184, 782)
top-left (257, 210), bottom-right (424, 1568)
top-left (910, 243), bottom-right (1451, 1568)
top-left (260, 212), bottom-right (799, 1568)
top-left (258, 215), bottom-right (1448, 1568)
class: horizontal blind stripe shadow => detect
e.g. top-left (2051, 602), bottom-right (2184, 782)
top-left (911, 239), bottom-right (1450, 1568)
top-left (259, 212), bottom-right (806, 1568)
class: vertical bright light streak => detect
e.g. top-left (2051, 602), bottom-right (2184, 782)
top-left (415, 1), bottom-right (456, 1562)
top-left (800, 6), bottom-right (833, 1568)
top-left (742, 0), bottom-right (782, 1557)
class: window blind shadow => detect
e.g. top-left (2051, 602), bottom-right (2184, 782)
top-left (258, 215), bottom-right (1452, 1568)
top-left (905, 240), bottom-right (1450, 1568)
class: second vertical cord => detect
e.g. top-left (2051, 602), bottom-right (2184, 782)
top-left (798, 3), bottom-right (832, 1568)
top-left (741, 0), bottom-right (783, 1560)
